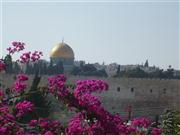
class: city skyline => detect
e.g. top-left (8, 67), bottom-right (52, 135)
top-left (0, 1), bottom-right (179, 69)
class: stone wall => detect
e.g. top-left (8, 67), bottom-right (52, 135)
top-left (0, 74), bottom-right (179, 118)
top-left (67, 76), bottom-right (180, 118)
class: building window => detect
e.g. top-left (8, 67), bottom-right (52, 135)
top-left (117, 87), bottom-right (120, 92)
top-left (131, 87), bottom-right (134, 92)
top-left (150, 89), bottom-right (153, 93)
top-left (163, 88), bottom-right (166, 94)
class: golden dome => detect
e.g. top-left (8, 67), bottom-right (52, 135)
top-left (50, 42), bottom-right (74, 59)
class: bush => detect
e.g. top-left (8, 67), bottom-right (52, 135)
top-left (162, 109), bottom-right (180, 135)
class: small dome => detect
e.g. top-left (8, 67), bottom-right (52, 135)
top-left (50, 42), bottom-right (74, 59)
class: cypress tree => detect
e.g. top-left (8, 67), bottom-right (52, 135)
top-left (4, 54), bottom-right (13, 73)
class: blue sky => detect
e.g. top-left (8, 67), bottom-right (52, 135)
top-left (0, 1), bottom-right (179, 69)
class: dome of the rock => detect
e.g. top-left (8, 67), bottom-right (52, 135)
top-left (50, 42), bottom-right (74, 59)
top-left (50, 41), bottom-right (74, 72)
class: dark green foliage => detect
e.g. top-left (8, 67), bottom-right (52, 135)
top-left (55, 61), bottom-right (64, 74)
top-left (3, 56), bottom-right (179, 79)
top-left (24, 59), bottom-right (64, 75)
top-left (71, 64), bottom-right (107, 77)
top-left (47, 60), bottom-right (64, 75)
top-left (4, 55), bottom-right (13, 73)
top-left (114, 66), bottom-right (177, 79)
top-left (148, 69), bottom-right (165, 78)
top-left (71, 66), bottom-right (81, 75)
top-left (25, 62), bottom-right (32, 74)
top-left (13, 62), bottom-right (21, 74)
top-left (33, 63), bottom-right (39, 74)
top-left (162, 109), bottom-right (180, 135)
top-left (47, 60), bottom-right (54, 75)
top-left (41, 63), bottom-right (48, 75)
top-left (123, 67), bottom-right (148, 78)
top-left (81, 64), bottom-right (96, 72)
top-left (18, 73), bottom-right (51, 123)
top-left (164, 65), bottom-right (174, 79)
top-left (116, 65), bottom-right (120, 77)
top-left (174, 111), bottom-right (180, 135)
top-left (144, 60), bottom-right (149, 67)
top-left (94, 69), bottom-right (108, 77)
top-left (162, 110), bottom-right (174, 135)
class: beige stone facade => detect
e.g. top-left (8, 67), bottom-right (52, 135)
top-left (1, 74), bottom-right (179, 118)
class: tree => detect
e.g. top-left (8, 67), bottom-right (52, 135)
top-left (95, 69), bottom-right (108, 77)
top-left (144, 60), bottom-right (149, 67)
top-left (4, 54), bottom-right (13, 73)
top-left (123, 67), bottom-right (147, 78)
top-left (41, 63), bottom-right (48, 75)
top-left (81, 64), bottom-right (96, 73)
top-left (147, 69), bottom-right (164, 78)
top-left (115, 65), bottom-right (120, 77)
top-left (18, 73), bottom-right (51, 123)
top-left (165, 65), bottom-right (174, 79)
top-left (71, 66), bottom-right (81, 75)
top-left (56, 61), bottom-right (64, 74)
top-left (25, 62), bottom-right (31, 74)
top-left (13, 62), bottom-right (21, 74)
top-left (47, 60), bottom-right (54, 75)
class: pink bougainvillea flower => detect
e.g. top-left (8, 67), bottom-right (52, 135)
top-left (15, 100), bottom-right (34, 117)
top-left (29, 119), bottom-right (38, 127)
top-left (7, 41), bottom-right (25, 55)
top-left (18, 51), bottom-right (43, 63)
top-left (28, 118), bottom-right (61, 134)
top-left (74, 80), bottom-right (108, 101)
top-left (0, 60), bottom-right (5, 72)
top-left (44, 131), bottom-right (54, 135)
top-left (48, 74), bottom-right (66, 94)
top-left (12, 74), bottom-right (28, 93)
top-left (31, 51), bottom-right (43, 62)
top-left (19, 52), bottom-right (31, 63)
top-left (132, 117), bottom-right (151, 128)
top-left (13, 81), bottom-right (27, 93)
top-left (151, 128), bottom-right (162, 135)
top-left (6, 41), bottom-right (43, 63)
top-left (17, 74), bottom-right (29, 81)
top-left (0, 105), bottom-right (9, 114)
